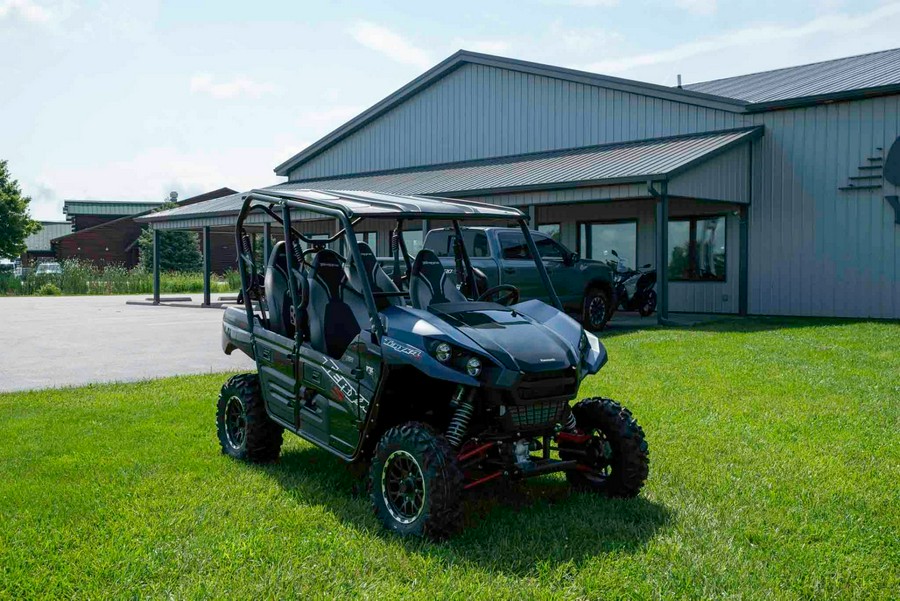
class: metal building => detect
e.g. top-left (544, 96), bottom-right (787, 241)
top-left (143, 48), bottom-right (900, 319)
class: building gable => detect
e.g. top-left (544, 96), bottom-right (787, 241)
top-left (283, 54), bottom-right (748, 182)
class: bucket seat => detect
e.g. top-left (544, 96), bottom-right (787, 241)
top-left (264, 241), bottom-right (294, 338)
top-left (306, 249), bottom-right (364, 358)
top-left (409, 249), bottom-right (466, 310)
top-left (346, 242), bottom-right (403, 311)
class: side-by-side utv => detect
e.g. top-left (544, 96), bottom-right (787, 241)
top-left (218, 189), bottom-right (649, 539)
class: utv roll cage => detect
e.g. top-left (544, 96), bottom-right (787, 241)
top-left (234, 189), bottom-right (563, 339)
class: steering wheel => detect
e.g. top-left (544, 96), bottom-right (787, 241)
top-left (476, 284), bottom-right (520, 306)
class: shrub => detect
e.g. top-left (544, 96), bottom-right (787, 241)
top-left (0, 272), bottom-right (22, 295)
top-left (37, 283), bottom-right (62, 296)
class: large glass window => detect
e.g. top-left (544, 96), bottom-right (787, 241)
top-left (402, 230), bottom-right (423, 255)
top-left (579, 221), bottom-right (637, 267)
top-left (668, 216), bottom-right (727, 281)
top-left (355, 231), bottom-right (378, 254)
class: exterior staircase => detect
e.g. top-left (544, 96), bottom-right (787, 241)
top-left (839, 149), bottom-right (884, 191)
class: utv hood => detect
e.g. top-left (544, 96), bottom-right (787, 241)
top-left (426, 302), bottom-right (579, 372)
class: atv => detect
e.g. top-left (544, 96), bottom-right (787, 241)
top-left (218, 189), bottom-right (649, 539)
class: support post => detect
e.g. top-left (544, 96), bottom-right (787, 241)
top-left (263, 222), bottom-right (272, 265)
top-left (152, 228), bottom-right (160, 305)
top-left (202, 226), bottom-right (211, 307)
top-left (738, 204), bottom-right (749, 316)
top-left (654, 182), bottom-right (669, 324)
top-left (527, 205), bottom-right (537, 226)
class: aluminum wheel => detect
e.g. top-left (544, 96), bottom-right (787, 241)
top-left (223, 395), bottom-right (247, 451)
top-left (381, 450), bottom-right (426, 525)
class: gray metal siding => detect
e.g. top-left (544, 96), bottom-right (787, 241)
top-left (289, 63), bottom-right (747, 181)
top-left (747, 94), bottom-right (900, 318)
top-left (668, 143), bottom-right (751, 204)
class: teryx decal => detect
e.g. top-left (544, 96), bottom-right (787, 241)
top-left (383, 337), bottom-right (423, 360)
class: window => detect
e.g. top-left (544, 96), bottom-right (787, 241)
top-left (579, 221), bottom-right (637, 267)
top-left (498, 232), bottom-right (531, 260)
top-left (537, 223), bottom-right (561, 243)
top-left (424, 230), bottom-right (489, 258)
top-left (402, 230), bottom-right (423, 255)
top-left (355, 231), bottom-right (378, 254)
top-left (668, 216), bottom-right (726, 281)
top-left (533, 233), bottom-right (566, 260)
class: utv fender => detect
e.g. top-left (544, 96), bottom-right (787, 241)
top-left (381, 336), bottom-right (479, 387)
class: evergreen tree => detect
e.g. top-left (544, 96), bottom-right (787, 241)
top-left (0, 160), bottom-right (41, 260)
top-left (138, 201), bottom-right (203, 272)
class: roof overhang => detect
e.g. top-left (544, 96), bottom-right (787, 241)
top-left (138, 127), bottom-right (761, 229)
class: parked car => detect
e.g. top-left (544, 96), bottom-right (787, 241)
top-left (218, 189), bottom-right (649, 539)
top-left (34, 262), bottom-right (62, 275)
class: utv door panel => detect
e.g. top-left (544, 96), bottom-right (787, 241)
top-left (253, 328), bottom-right (298, 425)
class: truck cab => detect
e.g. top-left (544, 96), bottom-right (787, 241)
top-left (423, 227), bottom-right (615, 329)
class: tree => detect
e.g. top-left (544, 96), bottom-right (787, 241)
top-left (138, 201), bottom-right (203, 272)
top-left (0, 160), bottom-right (41, 260)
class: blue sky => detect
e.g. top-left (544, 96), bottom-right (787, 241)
top-left (2, 0), bottom-right (898, 220)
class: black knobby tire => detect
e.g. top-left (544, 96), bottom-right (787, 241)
top-left (368, 421), bottom-right (463, 539)
top-left (583, 288), bottom-right (612, 331)
top-left (563, 398), bottom-right (649, 497)
top-left (639, 289), bottom-right (658, 317)
top-left (216, 373), bottom-right (283, 463)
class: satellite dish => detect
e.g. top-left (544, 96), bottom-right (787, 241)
top-left (885, 136), bottom-right (900, 187)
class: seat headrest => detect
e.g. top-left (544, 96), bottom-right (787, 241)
top-left (310, 249), bottom-right (345, 299)
top-left (268, 240), bottom-right (286, 267)
top-left (411, 249), bottom-right (445, 287)
top-left (352, 242), bottom-right (378, 276)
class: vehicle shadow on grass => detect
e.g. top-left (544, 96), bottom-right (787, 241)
top-left (258, 446), bottom-right (672, 574)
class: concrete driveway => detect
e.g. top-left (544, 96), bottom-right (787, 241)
top-left (0, 295), bottom-right (254, 393)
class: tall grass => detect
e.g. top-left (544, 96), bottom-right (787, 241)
top-left (0, 259), bottom-right (237, 296)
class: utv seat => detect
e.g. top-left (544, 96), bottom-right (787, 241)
top-left (409, 249), bottom-right (467, 310)
top-left (264, 241), bottom-right (294, 339)
top-left (346, 242), bottom-right (404, 311)
top-left (307, 249), bottom-right (365, 358)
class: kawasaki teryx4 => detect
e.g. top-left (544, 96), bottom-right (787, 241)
top-left (218, 189), bottom-right (649, 539)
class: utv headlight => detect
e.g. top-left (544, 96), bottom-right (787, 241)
top-left (465, 356), bottom-right (482, 377)
top-left (579, 331), bottom-right (589, 354)
top-left (434, 342), bottom-right (452, 363)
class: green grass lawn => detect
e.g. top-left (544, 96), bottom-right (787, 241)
top-left (1, 318), bottom-right (898, 599)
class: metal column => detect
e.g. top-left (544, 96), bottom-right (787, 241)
top-left (654, 182), bottom-right (669, 324)
top-left (263, 222), bottom-right (272, 265)
top-left (738, 205), bottom-right (749, 316)
top-left (152, 228), bottom-right (160, 305)
top-left (202, 226), bottom-right (211, 307)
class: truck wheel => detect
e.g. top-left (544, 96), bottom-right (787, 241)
top-left (560, 398), bottom-right (649, 497)
top-left (369, 422), bottom-right (463, 539)
top-left (216, 373), bottom-right (283, 463)
top-left (583, 288), bottom-right (612, 331)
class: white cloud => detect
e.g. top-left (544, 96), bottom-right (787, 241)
top-left (0, 0), bottom-right (54, 24)
top-left (296, 106), bottom-right (364, 129)
top-left (549, 21), bottom-right (625, 54)
top-left (581, 2), bottom-right (900, 83)
top-left (189, 74), bottom-right (277, 99)
top-left (543, 0), bottom-right (619, 6)
top-left (674, 0), bottom-right (717, 16)
top-left (452, 38), bottom-right (512, 55)
top-left (348, 21), bottom-right (433, 69)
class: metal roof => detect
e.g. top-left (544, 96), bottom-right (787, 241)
top-left (63, 200), bottom-right (164, 217)
top-left (139, 127), bottom-right (760, 225)
top-left (24, 222), bottom-right (72, 252)
top-left (685, 47), bottom-right (900, 105)
top-left (142, 189), bottom-right (524, 223)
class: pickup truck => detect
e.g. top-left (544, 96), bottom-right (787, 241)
top-left (420, 227), bottom-right (615, 330)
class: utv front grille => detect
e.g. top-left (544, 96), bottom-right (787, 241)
top-left (504, 399), bottom-right (568, 430)
top-left (513, 368), bottom-right (577, 403)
